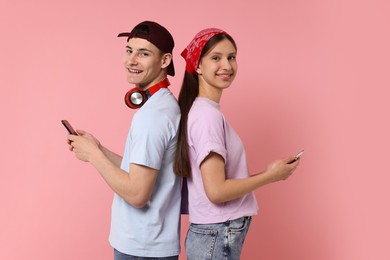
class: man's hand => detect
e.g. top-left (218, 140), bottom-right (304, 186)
top-left (68, 130), bottom-right (102, 162)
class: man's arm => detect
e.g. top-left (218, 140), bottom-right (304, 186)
top-left (68, 131), bottom-right (157, 208)
top-left (90, 150), bottom-right (158, 208)
top-left (100, 145), bottom-right (122, 167)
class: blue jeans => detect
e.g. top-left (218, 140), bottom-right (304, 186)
top-left (185, 216), bottom-right (252, 260)
top-left (114, 249), bottom-right (178, 260)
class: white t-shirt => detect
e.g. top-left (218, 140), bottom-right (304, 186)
top-left (187, 97), bottom-right (258, 224)
top-left (109, 88), bottom-right (181, 257)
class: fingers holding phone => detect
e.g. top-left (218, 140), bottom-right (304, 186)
top-left (265, 150), bottom-right (304, 182)
top-left (62, 120), bottom-right (78, 151)
top-left (284, 150), bottom-right (304, 179)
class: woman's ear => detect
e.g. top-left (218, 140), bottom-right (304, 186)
top-left (196, 67), bottom-right (202, 75)
top-left (161, 53), bottom-right (172, 69)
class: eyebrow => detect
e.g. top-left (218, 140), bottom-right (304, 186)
top-left (209, 51), bottom-right (237, 56)
top-left (126, 46), bottom-right (153, 53)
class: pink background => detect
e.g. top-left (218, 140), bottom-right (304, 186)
top-left (1, 0), bottom-right (389, 259)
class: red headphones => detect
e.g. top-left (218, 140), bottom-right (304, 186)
top-left (124, 78), bottom-right (170, 109)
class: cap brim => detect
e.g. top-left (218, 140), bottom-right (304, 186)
top-left (117, 32), bottom-right (131, 37)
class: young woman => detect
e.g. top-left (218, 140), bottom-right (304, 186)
top-left (174, 28), bottom-right (301, 259)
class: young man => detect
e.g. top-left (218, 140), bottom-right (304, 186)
top-left (67, 21), bottom-right (181, 259)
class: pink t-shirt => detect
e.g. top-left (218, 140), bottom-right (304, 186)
top-left (187, 97), bottom-right (258, 224)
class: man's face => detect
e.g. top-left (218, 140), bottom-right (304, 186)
top-left (123, 38), bottom-right (167, 88)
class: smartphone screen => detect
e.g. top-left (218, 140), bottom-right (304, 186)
top-left (61, 120), bottom-right (78, 135)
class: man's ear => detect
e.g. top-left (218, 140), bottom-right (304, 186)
top-left (161, 53), bottom-right (172, 69)
top-left (196, 67), bottom-right (202, 75)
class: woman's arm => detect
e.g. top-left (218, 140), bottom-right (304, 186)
top-left (200, 152), bottom-right (299, 204)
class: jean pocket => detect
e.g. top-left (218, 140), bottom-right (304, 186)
top-left (226, 217), bottom-right (252, 257)
top-left (229, 216), bottom-right (251, 233)
top-left (186, 225), bottom-right (218, 260)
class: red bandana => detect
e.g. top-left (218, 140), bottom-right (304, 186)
top-left (181, 28), bottom-right (227, 74)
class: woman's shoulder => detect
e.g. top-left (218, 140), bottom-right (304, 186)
top-left (190, 98), bottom-right (223, 120)
top-left (189, 100), bottom-right (225, 133)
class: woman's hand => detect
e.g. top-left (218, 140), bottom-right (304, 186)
top-left (264, 157), bottom-right (300, 183)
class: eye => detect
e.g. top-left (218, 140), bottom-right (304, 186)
top-left (139, 52), bottom-right (150, 57)
top-left (211, 56), bottom-right (220, 61)
top-left (228, 55), bottom-right (236, 60)
top-left (126, 48), bottom-right (132, 54)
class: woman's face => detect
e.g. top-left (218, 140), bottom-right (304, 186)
top-left (197, 38), bottom-right (237, 94)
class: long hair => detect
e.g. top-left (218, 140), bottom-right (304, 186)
top-left (173, 33), bottom-right (237, 178)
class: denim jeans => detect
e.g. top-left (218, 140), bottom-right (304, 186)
top-left (114, 249), bottom-right (178, 260)
top-left (185, 216), bottom-right (252, 260)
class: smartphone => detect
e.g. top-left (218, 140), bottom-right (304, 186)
top-left (61, 120), bottom-right (78, 135)
top-left (289, 149), bottom-right (304, 163)
top-left (295, 150), bottom-right (304, 159)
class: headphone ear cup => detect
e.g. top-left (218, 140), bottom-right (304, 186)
top-left (125, 88), bottom-right (147, 109)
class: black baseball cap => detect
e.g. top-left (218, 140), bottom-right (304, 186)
top-left (118, 21), bottom-right (175, 76)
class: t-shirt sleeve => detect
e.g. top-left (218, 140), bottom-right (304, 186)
top-left (129, 109), bottom-right (173, 170)
top-left (189, 110), bottom-right (227, 168)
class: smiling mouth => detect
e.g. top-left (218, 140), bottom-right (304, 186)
top-left (217, 73), bottom-right (233, 79)
top-left (127, 68), bottom-right (143, 74)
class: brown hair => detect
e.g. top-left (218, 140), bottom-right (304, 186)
top-left (174, 33), bottom-right (237, 178)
